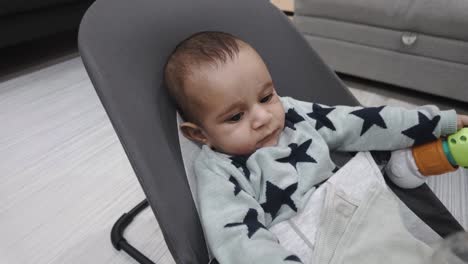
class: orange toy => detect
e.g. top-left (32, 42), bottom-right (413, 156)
top-left (412, 138), bottom-right (456, 176)
top-left (412, 127), bottom-right (468, 176)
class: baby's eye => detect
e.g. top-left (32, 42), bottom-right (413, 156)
top-left (260, 94), bottom-right (273, 103)
top-left (227, 112), bottom-right (243, 122)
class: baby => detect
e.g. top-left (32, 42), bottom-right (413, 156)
top-left (164, 31), bottom-right (468, 263)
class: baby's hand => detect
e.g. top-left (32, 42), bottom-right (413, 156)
top-left (457, 114), bottom-right (468, 130)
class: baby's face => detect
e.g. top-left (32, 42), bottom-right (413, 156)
top-left (184, 46), bottom-right (285, 156)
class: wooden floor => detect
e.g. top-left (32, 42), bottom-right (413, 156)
top-left (0, 48), bottom-right (467, 263)
top-left (0, 55), bottom-right (175, 264)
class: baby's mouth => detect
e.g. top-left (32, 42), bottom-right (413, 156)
top-left (257, 128), bottom-right (279, 147)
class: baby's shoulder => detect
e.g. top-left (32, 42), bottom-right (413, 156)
top-left (194, 145), bottom-right (237, 175)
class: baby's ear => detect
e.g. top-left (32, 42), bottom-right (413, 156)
top-left (180, 122), bottom-right (208, 144)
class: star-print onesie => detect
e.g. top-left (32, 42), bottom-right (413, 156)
top-left (193, 96), bottom-right (457, 264)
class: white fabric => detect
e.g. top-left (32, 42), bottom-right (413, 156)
top-left (271, 151), bottom-right (433, 263)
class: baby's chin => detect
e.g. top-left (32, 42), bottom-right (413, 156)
top-left (256, 137), bottom-right (279, 150)
top-left (225, 147), bottom-right (258, 156)
top-left (217, 129), bottom-right (282, 156)
top-left (221, 144), bottom-right (269, 156)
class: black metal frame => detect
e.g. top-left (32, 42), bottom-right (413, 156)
top-left (111, 201), bottom-right (221, 264)
top-left (111, 199), bottom-right (156, 264)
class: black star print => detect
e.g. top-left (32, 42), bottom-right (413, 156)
top-left (284, 108), bottom-right (305, 130)
top-left (230, 154), bottom-right (251, 180)
top-left (276, 139), bottom-right (316, 170)
top-left (402, 112), bottom-right (440, 146)
top-left (284, 255), bottom-right (302, 262)
top-left (224, 208), bottom-right (267, 238)
top-left (261, 182), bottom-right (298, 219)
top-left (350, 106), bottom-right (387, 136)
top-left (307, 104), bottom-right (336, 131)
top-left (229, 176), bottom-right (241, 196)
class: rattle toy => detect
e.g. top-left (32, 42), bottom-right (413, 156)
top-left (412, 128), bottom-right (468, 176)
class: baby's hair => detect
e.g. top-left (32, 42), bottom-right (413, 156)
top-left (164, 31), bottom-right (245, 124)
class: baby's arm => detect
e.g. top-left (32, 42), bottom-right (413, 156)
top-left (194, 160), bottom-right (303, 264)
top-left (282, 97), bottom-right (458, 151)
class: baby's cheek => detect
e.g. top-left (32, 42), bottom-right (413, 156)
top-left (276, 104), bottom-right (286, 123)
top-left (225, 132), bottom-right (256, 155)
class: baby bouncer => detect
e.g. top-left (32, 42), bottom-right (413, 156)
top-left (78, 0), bottom-right (465, 263)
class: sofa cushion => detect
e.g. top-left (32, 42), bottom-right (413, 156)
top-left (295, 0), bottom-right (468, 42)
top-left (300, 33), bottom-right (468, 102)
top-left (294, 16), bottom-right (468, 65)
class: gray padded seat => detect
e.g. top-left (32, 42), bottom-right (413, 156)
top-left (294, 0), bottom-right (468, 102)
top-left (78, 0), bottom-right (464, 262)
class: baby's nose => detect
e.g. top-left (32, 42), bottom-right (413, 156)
top-left (252, 106), bottom-right (272, 129)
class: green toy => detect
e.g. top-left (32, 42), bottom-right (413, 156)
top-left (446, 127), bottom-right (468, 168)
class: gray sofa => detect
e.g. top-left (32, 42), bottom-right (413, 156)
top-left (0, 0), bottom-right (94, 48)
top-left (293, 0), bottom-right (468, 103)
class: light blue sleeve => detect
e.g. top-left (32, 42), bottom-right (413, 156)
top-left (194, 158), bottom-right (303, 264)
top-left (282, 97), bottom-right (457, 151)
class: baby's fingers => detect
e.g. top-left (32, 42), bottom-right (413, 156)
top-left (457, 114), bottom-right (468, 129)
